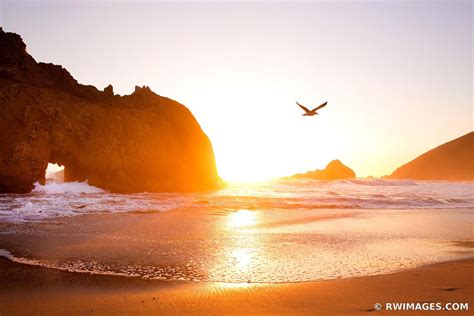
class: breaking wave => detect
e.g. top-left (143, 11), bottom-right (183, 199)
top-left (32, 181), bottom-right (105, 194)
top-left (0, 179), bottom-right (472, 223)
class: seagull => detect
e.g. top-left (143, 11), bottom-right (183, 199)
top-left (296, 101), bottom-right (328, 116)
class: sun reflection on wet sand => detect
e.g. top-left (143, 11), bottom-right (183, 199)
top-left (230, 248), bottom-right (255, 270)
top-left (4, 206), bottom-right (471, 284)
top-left (207, 209), bottom-right (264, 283)
top-left (227, 209), bottom-right (257, 229)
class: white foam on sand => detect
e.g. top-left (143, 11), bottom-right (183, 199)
top-left (0, 249), bottom-right (140, 278)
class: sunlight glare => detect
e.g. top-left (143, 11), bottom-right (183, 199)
top-left (231, 248), bottom-right (254, 270)
top-left (227, 210), bottom-right (257, 229)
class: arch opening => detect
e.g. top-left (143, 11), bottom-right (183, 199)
top-left (45, 163), bottom-right (65, 183)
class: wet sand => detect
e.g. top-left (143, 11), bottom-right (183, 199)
top-left (0, 208), bottom-right (472, 314)
top-left (0, 208), bottom-right (472, 283)
top-left (0, 257), bottom-right (472, 315)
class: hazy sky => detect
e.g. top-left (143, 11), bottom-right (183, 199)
top-left (1, 0), bottom-right (472, 181)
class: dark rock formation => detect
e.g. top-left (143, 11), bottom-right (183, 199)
top-left (388, 132), bottom-right (474, 181)
top-left (290, 160), bottom-right (356, 180)
top-left (0, 28), bottom-right (220, 193)
top-left (103, 84), bottom-right (114, 97)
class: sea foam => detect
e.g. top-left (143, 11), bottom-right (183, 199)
top-left (32, 181), bottom-right (104, 194)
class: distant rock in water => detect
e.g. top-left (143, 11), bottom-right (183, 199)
top-left (0, 28), bottom-right (220, 193)
top-left (388, 132), bottom-right (474, 181)
top-left (291, 160), bottom-right (356, 180)
top-left (46, 170), bottom-right (65, 183)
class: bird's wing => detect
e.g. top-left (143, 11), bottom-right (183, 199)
top-left (296, 102), bottom-right (311, 113)
top-left (313, 101), bottom-right (328, 111)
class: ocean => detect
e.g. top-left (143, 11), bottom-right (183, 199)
top-left (0, 178), bottom-right (473, 223)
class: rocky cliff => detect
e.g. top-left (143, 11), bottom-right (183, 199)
top-left (290, 160), bottom-right (356, 180)
top-left (0, 28), bottom-right (220, 193)
top-left (388, 132), bottom-right (474, 181)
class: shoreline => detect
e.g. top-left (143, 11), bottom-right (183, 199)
top-left (0, 208), bottom-right (472, 285)
top-left (0, 246), bottom-right (472, 285)
top-left (0, 257), bottom-right (472, 315)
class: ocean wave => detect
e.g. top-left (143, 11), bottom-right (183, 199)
top-left (0, 179), bottom-right (472, 223)
top-left (32, 181), bottom-right (104, 194)
top-left (342, 179), bottom-right (417, 186)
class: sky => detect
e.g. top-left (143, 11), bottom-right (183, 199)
top-left (1, 0), bottom-right (472, 181)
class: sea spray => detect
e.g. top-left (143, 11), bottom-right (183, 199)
top-left (32, 181), bottom-right (105, 194)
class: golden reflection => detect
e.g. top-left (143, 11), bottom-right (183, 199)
top-left (231, 248), bottom-right (254, 270)
top-left (227, 209), bottom-right (257, 228)
top-left (203, 209), bottom-right (263, 283)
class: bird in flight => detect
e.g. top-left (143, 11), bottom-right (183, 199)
top-left (296, 101), bottom-right (327, 116)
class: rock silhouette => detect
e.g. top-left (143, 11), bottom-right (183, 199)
top-left (389, 132), bottom-right (474, 181)
top-left (0, 28), bottom-right (220, 193)
top-left (291, 160), bottom-right (356, 180)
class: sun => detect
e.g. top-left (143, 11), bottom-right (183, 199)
top-left (219, 167), bottom-right (277, 183)
top-left (215, 146), bottom-right (289, 183)
top-left (216, 154), bottom-right (279, 183)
